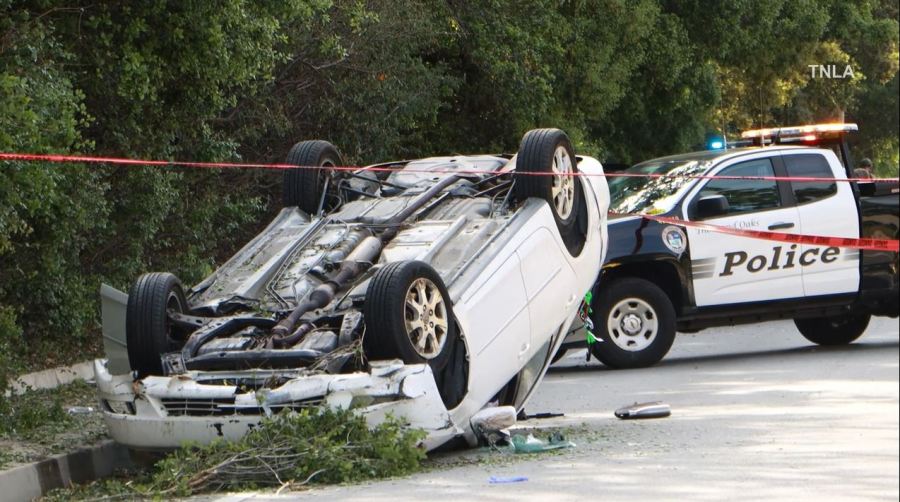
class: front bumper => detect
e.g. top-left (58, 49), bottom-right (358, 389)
top-left (94, 359), bottom-right (460, 451)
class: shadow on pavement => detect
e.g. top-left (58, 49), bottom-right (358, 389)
top-left (549, 339), bottom-right (899, 374)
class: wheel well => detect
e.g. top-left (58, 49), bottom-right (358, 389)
top-left (601, 261), bottom-right (683, 313)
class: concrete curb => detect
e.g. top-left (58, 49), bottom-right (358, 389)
top-left (0, 440), bottom-right (132, 501)
top-left (11, 361), bottom-right (94, 395)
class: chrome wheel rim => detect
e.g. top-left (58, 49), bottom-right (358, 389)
top-left (404, 278), bottom-right (448, 358)
top-left (550, 145), bottom-right (575, 220)
top-left (607, 298), bottom-right (658, 352)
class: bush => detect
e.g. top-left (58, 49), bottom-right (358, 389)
top-left (0, 305), bottom-right (22, 420)
top-left (46, 407), bottom-right (426, 499)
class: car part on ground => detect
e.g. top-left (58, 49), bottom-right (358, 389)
top-left (614, 401), bottom-right (671, 419)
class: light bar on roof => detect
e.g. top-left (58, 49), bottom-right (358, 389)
top-left (741, 123), bottom-right (859, 139)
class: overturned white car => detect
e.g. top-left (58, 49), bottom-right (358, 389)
top-left (95, 128), bottom-right (610, 451)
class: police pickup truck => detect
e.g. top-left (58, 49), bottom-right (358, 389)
top-left (576, 123), bottom-right (899, 369)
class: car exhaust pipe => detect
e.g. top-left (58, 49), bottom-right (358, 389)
top-left (271, 235), bottom-right (382, 343)
top-left (271, 174), bottom-right (461, 344)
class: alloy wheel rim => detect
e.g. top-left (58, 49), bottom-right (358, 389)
top-left (550, 145), bottom-right (575, 220)
top-left (404, 278), bottom-right (448, 358)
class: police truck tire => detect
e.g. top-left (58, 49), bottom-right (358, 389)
top-left (794, 314), bottom-right (870, 346)
top-left (589, 278), bottom-right (676, 369)
top-left (283, 140), bottom-right (342, 214)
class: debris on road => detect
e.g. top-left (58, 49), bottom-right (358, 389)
top-left (509, 432), bottom-right (575, 453)
top-left (66, 406), bottom-right (95, 415)
top-left (614, 401), bottom-right (671, 419)
top-left (488, 476), bottom-right (529, 484)
top-left (520, 411), bottom-right (565, 420)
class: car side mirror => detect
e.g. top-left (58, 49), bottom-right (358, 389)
top-left (696, 195), bottom-right (730, 219)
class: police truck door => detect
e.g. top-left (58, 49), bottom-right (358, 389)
top-left (684, 156), bottom-right (804, 306)
top-left (782, 152), bottom-right (861, 296)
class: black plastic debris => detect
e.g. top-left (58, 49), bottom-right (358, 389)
top-left (520, 411), bottom-right (565, 420)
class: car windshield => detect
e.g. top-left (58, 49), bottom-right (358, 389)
top-left (609, 154), bottom-right (718, 215)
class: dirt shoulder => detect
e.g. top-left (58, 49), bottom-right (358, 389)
top-left (0, 380), bottom-right (108, 470)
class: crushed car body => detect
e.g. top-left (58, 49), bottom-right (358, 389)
top-left (95, 128), bottom-right (610, 451)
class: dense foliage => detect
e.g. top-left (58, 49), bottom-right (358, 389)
top-left (0, 1), bottom-right (897, 391)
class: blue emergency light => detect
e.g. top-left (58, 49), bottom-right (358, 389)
top-left (705, 132), bottom-right (726, 150)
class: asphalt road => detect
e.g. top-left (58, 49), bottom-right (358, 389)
top-left (207, 318), bottom-right (899, 501)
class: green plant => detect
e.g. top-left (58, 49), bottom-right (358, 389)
top-left (0, 380), bottom-right (99, 440)
top-left (45, 407), bottom-right (426, 499)
top-left (0, 305), bottom-right (23, 422)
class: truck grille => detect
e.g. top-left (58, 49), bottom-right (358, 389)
top-left (160, 396), bottom-right (324, 417)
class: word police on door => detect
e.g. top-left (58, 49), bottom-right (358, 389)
top-left (720, 245), bottom-right (841, 277)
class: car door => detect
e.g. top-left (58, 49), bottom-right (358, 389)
top-left (454, 251), bottom-right (531, 404)
top-left (684, 156), bottom-right (805, 307)
top-left (781, 152), bottom-right (860, 296)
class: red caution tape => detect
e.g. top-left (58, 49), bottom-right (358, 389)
top-left (641, 214), bottom-right (899, 252)
top-left (1, 152), bottom-right (898, 183)
top-left (3, 151), bottom-right (898, 251)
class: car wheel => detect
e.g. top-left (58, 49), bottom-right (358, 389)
top-left (514, 128), bottom-right (585, 253)
top-left (126, 272), bottom-right (188, 376)
top-left (795, 314), bottom-right (870, 346)
top-left (363, 261), bottom-right (457, 370)
top-left (589, 278), bottom-right (676, 369)
top-left (283, 140), bottom-right (343, 214)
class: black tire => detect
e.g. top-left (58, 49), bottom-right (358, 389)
top-left (283, 140), bottom-right (342, 214)
top-left (126, 272), bottom-right (188, 376)
top-left (363, 261), bottom-right (457, 370)
top-left (514, 129), bottom-right (583, 244)
top-left (589, 278), bottom-right (676, 369)
top-left (795, 314), bottom-right (870, 346)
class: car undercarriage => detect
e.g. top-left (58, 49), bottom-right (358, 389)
top-left (96, 129), bottom-right (610, 450)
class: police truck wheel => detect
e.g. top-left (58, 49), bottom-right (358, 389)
top-left (794, 314), bottom-right (870, 346)
top-left (589, 278), bottom-right (676, 369)
top-left (283, 140), bottom-right (342, 214)
top-left (126, 273), bottom-right (188, 377)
